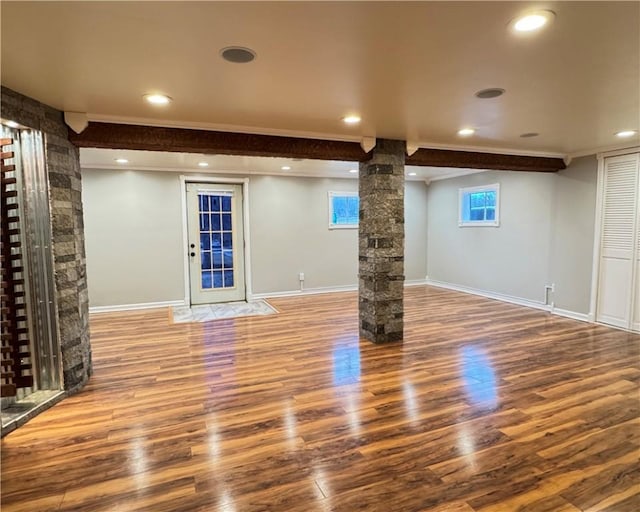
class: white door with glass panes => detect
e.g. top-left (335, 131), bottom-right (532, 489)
top-left (596, 152), bottom-right (640, 332)
top-left (186, 183), bottom-right (245, 304)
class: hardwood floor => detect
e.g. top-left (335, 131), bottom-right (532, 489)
top-left (1, 286), bottom-right (639, 511)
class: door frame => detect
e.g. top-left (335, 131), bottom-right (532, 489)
top-left (589, 146), bottom-right (640, 327)
top-left (180, 175), bottom-right (252, 306)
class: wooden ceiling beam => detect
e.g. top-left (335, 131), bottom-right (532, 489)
top-left (406, 148), bottom-right (566, 172)
top-left (69, 122), bottom-right (367, 161)
top-left (69, 122), bottom-right (566, 172)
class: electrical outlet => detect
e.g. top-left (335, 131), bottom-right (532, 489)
top-left (299, 272), bottom-right (305, 281)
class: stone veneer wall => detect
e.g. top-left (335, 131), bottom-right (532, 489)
top-left (1, 86), bottom-right (91, 393)
top-left (358, 139), bottom-right (406, 343)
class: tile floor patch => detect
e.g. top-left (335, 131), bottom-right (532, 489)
top-left (172, 300), bottom-right (278, 323)
top-left (1, 390), bottom-right (66, 436)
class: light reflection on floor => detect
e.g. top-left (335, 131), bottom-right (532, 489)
top-left (332, 340), bottom-right (363, 435)
top-left (459, 345), bottom-right (499, 410)
top-left (402, 380), bottom-right (420, 423)
top-left (332, 344), bottom-right (361, 386)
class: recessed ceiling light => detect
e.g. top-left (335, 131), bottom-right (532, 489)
top-left (221, 46), bottom-right (257, 64)
top-left (475, 88), bottom-right (505, 99)
top-left (349, 169), bottom-right (358, 173)
top-left (281, 166), bottom-right (291, 171)
top-left (408, 172), bottom-right (417, 176)
top-left (512, 11), bottom-right (555, 33)
top-left (342, 115), bottom-right (361, 125)
top-left (4, 120), bottom-right (20, 128)
top-left (198, 162), bottom-right (209, 167)
top-left (616, 130), bottom-right (637, 138)
top-left (115, 158), bottom-right (129, 164)
top-left (520, 132), bottom-right (539, 138)
top-left (457, 128), bottom-right (476, 137)
top-left (143, 93), bottom-right (172, 106)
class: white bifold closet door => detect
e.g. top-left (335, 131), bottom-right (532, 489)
top-left (634, 187), bottom-right (640, 332)
top-left (596, 152), bottom-right (640, 331)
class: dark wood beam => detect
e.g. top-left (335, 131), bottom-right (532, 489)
top-left (406, 148), bottom-right (565, 172)
top-left (69, 122), bottom-right (368, 161)
top-left (70, 122), bottom-right (566, 172)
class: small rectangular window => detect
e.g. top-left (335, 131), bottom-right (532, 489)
top-left (459, 184), bottom-right (500, 227)
top-left (328, 191), bottom-right (359, 229)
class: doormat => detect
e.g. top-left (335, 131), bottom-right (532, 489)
top-left (171, 299), bottom-right (278, 323)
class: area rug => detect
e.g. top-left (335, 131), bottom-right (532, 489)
top-left (171, 299), bottom-right (278, 323)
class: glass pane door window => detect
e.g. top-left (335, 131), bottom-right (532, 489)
top-left (199, 193), bottom-right (235, 290)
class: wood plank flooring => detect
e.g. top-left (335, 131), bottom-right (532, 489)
top-left (1, 286), bottom-right (639, 511)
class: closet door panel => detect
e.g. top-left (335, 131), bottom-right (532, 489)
top-left (598, 260), bottom-right (632, 328)
top-left (596, 153), bottom-right (639, 329)
top-left (633, 185), bottom-right (640, 333)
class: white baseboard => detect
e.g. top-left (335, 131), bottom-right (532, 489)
top-left (252, 284), bottom-right (358, 300)
top-left (426, 278), bottom-right (595, 324)
top-left (405, 278), bottom-right (429, 287)
top-left (425, 278), bottom-right (552, 312)
top-left (87, 281), bottom-right (427, 311)
top-left (87, 281), bottom-right (592, 326)
top-left (253, 279), bottom-right (430, 300)
top-left (551, 308), bottom-right (591, 323)
top-left (89, 299), bottom-right (186, 314)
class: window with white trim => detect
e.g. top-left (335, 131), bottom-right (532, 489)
top-left (458, 184), bottom-right (500, 227)
top-left (328, 191), bottom-right (359, 229)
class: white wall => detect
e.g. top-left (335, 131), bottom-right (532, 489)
top-left (82, 169), bottom-right (429, 307)
top-left (84, 159), bottom-right (598, 314)
top-left (405, 180), bottom-right (429, 282)
top-left (427, 171), bottom-right (554, 302)
top-left (82, 170), bottom-right (185, 306)
top-left (548, 156), bottom-right (598, 313)
top-left (248, 176), bottom-right (358, 294)
top-left (426, 156), bottom-right (598, 313)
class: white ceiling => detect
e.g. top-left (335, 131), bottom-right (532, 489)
top-left (2, 1), bottom-right (639, 157)
top-left (79, 148), bottom-right (483, 182)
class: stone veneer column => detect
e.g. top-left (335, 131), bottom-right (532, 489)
top-left (1, 86), bottom-right (92, 393)
top-left (359, 139), bottom-right (405, 343)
